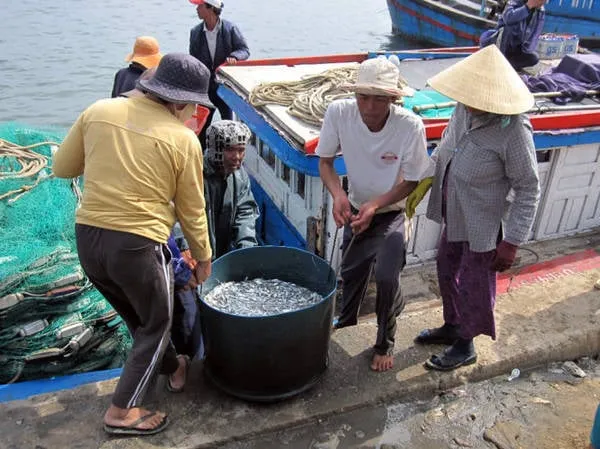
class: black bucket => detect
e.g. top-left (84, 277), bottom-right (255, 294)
top-left (199, 246), bottom-right (336, 402)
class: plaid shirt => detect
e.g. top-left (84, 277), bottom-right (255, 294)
top-left (426, 104), bottom-right (540, 252)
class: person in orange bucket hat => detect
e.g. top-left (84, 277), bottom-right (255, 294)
top-left (112, 36), bottom-right (163, 98)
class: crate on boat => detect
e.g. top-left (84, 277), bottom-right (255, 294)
top-left (537, 33), bottom-right (579, 60)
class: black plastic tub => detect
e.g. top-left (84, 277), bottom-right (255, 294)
top-left (199, 246), bottom-right (336, 402)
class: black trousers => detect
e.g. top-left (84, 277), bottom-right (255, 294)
top-left (199, 87), bottom-right (233, 148)
top-left (336, 211), bottom-right (407, 355)
top-left (75, 224), bottom-right (179, 409)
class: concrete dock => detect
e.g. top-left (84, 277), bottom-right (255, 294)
top-left (1, 231), bottom-right (599, 449)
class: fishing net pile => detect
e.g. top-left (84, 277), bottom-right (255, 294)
top-left (0, 122), bottom-right (131, 384)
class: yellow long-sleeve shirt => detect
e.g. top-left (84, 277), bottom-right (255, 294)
top-left (53, 96), bottom-right (212, 262)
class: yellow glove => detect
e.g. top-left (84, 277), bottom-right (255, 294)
top-left (406, 177), bottom-right (434, 219)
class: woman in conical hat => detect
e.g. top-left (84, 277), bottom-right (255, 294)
top-left (409, 45), bottom-right (540, 371)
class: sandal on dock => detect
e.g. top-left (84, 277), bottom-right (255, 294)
top-left (414, 326), bottom-right (459, 345)
top-left (104, 412), bottom-right (169, 436)
top-left (425, 350), bottom-right (477, 371)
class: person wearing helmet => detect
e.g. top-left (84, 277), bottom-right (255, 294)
top-left (111, 36), bottom-right (162, 98)
top-left (174, 119), bottom-right (258, 261)
top-left (170, 120), bottom-right (258, 359)
top-left (188, 0), bottom-right (250, 145)
top-left (202, 119), bottom-right (259, 258)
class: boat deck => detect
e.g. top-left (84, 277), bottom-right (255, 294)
top-left (219, 62), bottom-right (359, 149)
top-left (218, 57), bottom-right (466, 148)
top-left (220, 54), bottom-right (600, 152)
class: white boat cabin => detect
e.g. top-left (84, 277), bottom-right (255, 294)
top-left (215, 50), bottom-right (600, 269)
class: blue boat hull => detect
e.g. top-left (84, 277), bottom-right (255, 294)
top-left (544, 14), bottom-right (599, 45)
top-left (386, 0), bottom-right (492, 47)
top-left (386, 0), bottom-right (600, 47)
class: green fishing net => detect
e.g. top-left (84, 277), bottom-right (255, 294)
top-left (0, 122), bottom-right (132, 384)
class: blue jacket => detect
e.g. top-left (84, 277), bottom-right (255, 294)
top-left (480, 0), bottom-right (545, 69)
top-left (189, 19), bottom-right (249, 91)
top-left (167, 235), bottom-right (193, 288)
top-left (111, 63), bottom-right (145, 98)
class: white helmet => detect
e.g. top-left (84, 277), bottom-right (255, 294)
top-left (205, 120), bottom-right (251, 169)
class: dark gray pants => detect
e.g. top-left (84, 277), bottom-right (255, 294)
top-left (75, 224), bottom-right (179, 409)
top-left (337, 211), bottom-right (407, 355)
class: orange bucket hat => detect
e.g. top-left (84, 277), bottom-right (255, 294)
top-left (125, 36), bottom-right (163, 69)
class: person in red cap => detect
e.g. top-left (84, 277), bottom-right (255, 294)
top-left (111, 36), bottom-right (163, 98)
top-left (188, 0), bottom-right (249, 145)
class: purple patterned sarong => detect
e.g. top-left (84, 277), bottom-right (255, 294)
top-left (436, 230), bottom-right (497, 340)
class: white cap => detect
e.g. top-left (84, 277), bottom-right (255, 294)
top-left (344, 57), bottom-right (406, 97)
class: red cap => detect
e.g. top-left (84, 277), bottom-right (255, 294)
top-left (189, 0), bottom-right (223, 7)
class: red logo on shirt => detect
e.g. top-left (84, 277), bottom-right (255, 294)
top-left (381, 152), bottom-right (398, 164)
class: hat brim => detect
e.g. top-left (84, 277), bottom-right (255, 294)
top-left (342, 83), bottom-right (405, 97)
top-left (125, 52), bottom-right (163, 69)
top-left (425, 46), bottom-right (534, 115)
top-left (137, 78), bottom-right (214, 108)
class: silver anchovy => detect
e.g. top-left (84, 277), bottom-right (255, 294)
top-left (204, 278), bottom-right (323, 316)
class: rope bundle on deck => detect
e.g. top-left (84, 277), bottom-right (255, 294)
top-left (249, 65), bottom-right (408, 127)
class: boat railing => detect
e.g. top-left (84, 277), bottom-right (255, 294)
top-left (545, 0), bottom-right (600, 21)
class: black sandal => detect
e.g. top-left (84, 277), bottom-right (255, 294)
top-left (425, 351), bottom-right (477, 371)
top-left (414, 326), bottom-right (459, 345)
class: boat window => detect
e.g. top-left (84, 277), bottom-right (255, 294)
top-left (536, 150), bottom-right (552, 164)
top-left (261, 142), bottom-right (276, 169)
top-left (282, 164), bottom-right (291, 186)
top-left (296, 172), bottom-right (306, 199)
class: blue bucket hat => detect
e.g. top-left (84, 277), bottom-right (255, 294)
top-left (138, 53), bottom-right (214, 108)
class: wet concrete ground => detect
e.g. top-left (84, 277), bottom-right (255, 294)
top-left (222, 358), bottom-right (600, 449)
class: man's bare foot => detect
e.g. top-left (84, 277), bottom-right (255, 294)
top-left (168, 355), bottom-right (189, 392)
top-left (104, 405), bottom-right (166, 430)
top-left (370, 353), bottom-right (394, 372)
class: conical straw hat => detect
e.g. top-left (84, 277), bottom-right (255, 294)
top-left (427, 45), bottom-right (534, 115)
